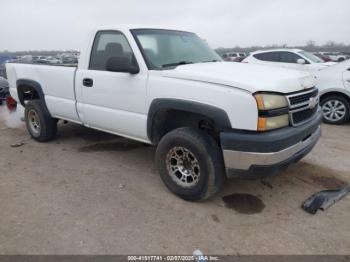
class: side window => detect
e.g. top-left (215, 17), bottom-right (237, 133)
top-left (89, 31), bottom-right (135, 71)
top-left (253, 52), bottom-right (280, 62)
top-left (279, 52), bottom-right (303, 63)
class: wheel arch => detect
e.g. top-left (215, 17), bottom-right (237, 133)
top-left (17, 79), bottom-right (52, 111)
top-left (147, 98), bottom-right (231, 144)
top-left (16, 79), bottom-right (45, 105)
top-left (320, 89), bottom-right (350, 104)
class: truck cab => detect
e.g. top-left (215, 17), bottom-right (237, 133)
top-left (6, 25), bottom-right (322, 201)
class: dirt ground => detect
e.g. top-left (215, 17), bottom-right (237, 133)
top-left (0, 106), bottom-right (350, 255)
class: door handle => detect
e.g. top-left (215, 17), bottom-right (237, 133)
top-left (83, 78), bottom-right (93, 87)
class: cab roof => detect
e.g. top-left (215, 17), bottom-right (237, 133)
top-left (96, 24), bottom-right (191, 32)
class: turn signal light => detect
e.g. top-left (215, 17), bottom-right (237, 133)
top-left (258, 115), bottom-right (289, 131)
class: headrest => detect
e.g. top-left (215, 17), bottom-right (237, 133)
top-left (105, 43), bottom-right (124, 56)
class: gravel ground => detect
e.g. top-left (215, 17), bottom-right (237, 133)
top-left (0, 106), bottom-right (349, 255)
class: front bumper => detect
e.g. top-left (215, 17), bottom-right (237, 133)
top-left (221, 111), bottom-right (322, 178)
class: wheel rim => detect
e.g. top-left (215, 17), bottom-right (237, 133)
top-left (28, 109), bottom-right (41, 135)
top-left (166, 147), bottom-right (201, 188)
top-left (322, 100), bottom-right (346, 122)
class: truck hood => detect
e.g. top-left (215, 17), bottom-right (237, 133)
top-left (162, 62), bottom-right (316, 93)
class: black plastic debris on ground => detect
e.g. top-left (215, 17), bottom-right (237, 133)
top-left (302, 186), bottom-right (350, 214)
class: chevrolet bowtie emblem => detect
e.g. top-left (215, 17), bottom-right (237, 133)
top-left (308, 97), bottom-right (318, 109)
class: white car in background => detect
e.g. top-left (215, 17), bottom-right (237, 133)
top-left (316, 60), bottom-right (350, 124)
top-left (46, 57), bottom-right (61, 64)
top-left (243, 49), bottom-right (336, 72)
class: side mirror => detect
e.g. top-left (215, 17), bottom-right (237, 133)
top-left (106, 57), bottom-right (139, 74)
top-left (297, 58), bottom-right (306, 65)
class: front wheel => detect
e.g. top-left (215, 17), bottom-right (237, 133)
top-left (321, 95), bottom-right (350, 125)
top-left (25, 100), bottom-right (57, 142)
top-left (155, 127), bottom-right (225, 201)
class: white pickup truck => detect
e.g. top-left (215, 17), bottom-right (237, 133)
top-left (6, 25), bottom-right (322, 201)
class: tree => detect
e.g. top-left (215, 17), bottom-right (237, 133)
top-left (306, 40), bottom-right (316, 47)
top-left (325, 41), bottom-right (335, 47)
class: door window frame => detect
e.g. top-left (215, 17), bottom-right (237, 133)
top-left (278, 51), bottom-right (308, 64)
top-left (88, 30), bottom-right (139, 71)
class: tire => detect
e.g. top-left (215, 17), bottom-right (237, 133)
top-left (25, 100), bottom-right (57, 142)
top-left (156, 127), bottom-right (225, 201)
top-left (321, 95), bottom-right (350, 125)
top-left (338, 57), bottom-right (345, 62)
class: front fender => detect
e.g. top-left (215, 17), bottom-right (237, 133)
top-left (147, 98), bottom-right (231, 142)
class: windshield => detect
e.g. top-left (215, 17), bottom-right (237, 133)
top-left (299, 51), bottom-right (324, 63)
top-left (131, 29), bottom-right (222, 70)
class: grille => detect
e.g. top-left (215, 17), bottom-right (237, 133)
top-left (286, 87), bottom-right (319, 126)
top-left (292, 106), bottom-right (318, 125)
top-left (288, 89), bottom-right (318, 107)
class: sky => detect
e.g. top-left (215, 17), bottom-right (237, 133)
top-left (0, 0), bottom-right (349, 51)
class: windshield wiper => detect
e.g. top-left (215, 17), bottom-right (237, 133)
top-left (202, 59), bottom-right (221, 63)
top-left (162, 61), bottom-right (194, 68)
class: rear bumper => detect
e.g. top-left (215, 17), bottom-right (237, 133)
top-left (221, 110), bottom-right (322, 178)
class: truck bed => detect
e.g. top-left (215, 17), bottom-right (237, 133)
top-left (6, 63), bottom-right (81, 123)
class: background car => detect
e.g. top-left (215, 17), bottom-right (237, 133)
top-left (314, 53), bottom-right (332, 62)
top-left (221, 52), bottom-right (247, 62)
top-left (61, 56), bottom-right (78, 64)
top-left (32, 56), bottom-right (47, 62)
top-left (316, 60), bottom-right (350, 124)
top-left (0, 76), bottom-right (9, 105)
top-left (242, 48), bottom-right (336, 72)
top-left (319, 52), bottom-right (349, 62)
top-left (46, 56), bottom-right (62, 64)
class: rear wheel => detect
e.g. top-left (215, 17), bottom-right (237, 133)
top-left (25, 100), bottom-right (57, 142)
top-left (156, 127), bottom-right (225, 201)
top-left (321, 95), bottom-right (350, 125)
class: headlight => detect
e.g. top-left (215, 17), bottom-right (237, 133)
top-left (254, 93), bottom-right (289, 131)
top-left (255, 94), bottom-right (288, 110)
top-left (258, 115), bottom-right (289, 131)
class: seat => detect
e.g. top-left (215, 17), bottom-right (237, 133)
top-left (90, 43), bottom-right (125, 70)
top-left (105, 43), bottom-right (124, 57)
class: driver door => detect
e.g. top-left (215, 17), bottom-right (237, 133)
top-left (76, 30), bottom-right (148, 141)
